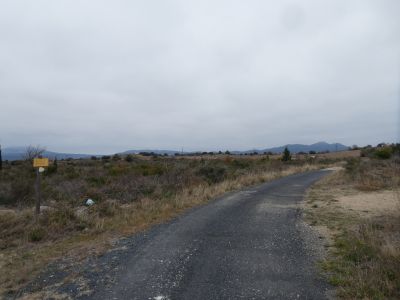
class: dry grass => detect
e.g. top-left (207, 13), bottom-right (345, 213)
top-left (304, 158), bottom-right (400, 299)
top-left (0, 156), bottom-right (324, 296)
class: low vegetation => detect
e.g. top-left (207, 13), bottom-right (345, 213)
top-left (304, 150), bottom-right (400, 299)
top-left (0, 153), bottom-right (335, 296)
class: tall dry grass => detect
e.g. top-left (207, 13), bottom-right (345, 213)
top-left (321, 215), bottom-right (400, 299)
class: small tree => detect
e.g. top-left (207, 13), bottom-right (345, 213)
top-left (52, 157), bottom-right (58, 172)
top-left (282, 147), bottom-right (291, 161)
top-left (46, 157), bottom-right (58, 175)
top-left (24, 145), bottom-right (46, 161)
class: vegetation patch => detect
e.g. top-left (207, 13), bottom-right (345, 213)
top-left (304, 155), bottom-right (400, 299)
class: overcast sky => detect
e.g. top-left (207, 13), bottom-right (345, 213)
top-left (1, 0), bottom-right (399, 153)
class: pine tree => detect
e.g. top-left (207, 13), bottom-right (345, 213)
top-left (53, 157), bottom-right (58, 172)
top-left (0, 145), bottom-right (2, 170)
top-left (282, 147), bottom-right (291, 161)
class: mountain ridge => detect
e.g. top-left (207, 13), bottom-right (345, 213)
top-left (1, 142), bottom-right (349, 161)
top-left (1, 147), bottom-right (94, 161)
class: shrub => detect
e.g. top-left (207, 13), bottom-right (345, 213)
top-left (345, 158), bottom-right (360, 175)
top-left (46, 159), bottom-right (58, 175)
top-left (10, 160), bottom-right (23, 166)
top-left (28, 227), bottom-right (46, 242)
top-left (392, 143), bottom-right (400, 156)
top-left (0, 194), bottom-right (14, 206)
top-left (231, 159), bottom-right (250, 169)
top-left (125, 154), bottom-right (133, 162)
top-left (64, 165), bottom-right (79, 179)
top-left (11, 179), bottom-right (34, 204)
top-left (92, 200), bottom-right (119, 217)
top-left (86, 176), bottom-right (107, 186)
top-left (108, 165), bottom-right (130, 176)
top-left (197, 166), bottom-right (226, 184)
top-left (45, 207), bottom-right (77, 227)
top-left (133, 164), bottom-right (164, 176)
top-left (139, 152), bottom-right (154, 157)
top-left (374, 147), bottom-right (392, 159)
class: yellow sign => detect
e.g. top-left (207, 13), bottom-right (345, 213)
top-left (33, 158), bottom-right (49, 168)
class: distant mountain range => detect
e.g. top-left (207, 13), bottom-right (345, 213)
top-left (120, 142), bottom-right (348, 156)
top-left (1, 147), bottom-right (94, 161)
top-left (1, 142), bottom-right (349, 161)
top-left (120, 149), bottom-right (179, 156)
top-left (255, 142), bottom-right (349, 154)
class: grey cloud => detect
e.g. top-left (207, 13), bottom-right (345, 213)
top-left (0, 0), bottom-right (399, 153)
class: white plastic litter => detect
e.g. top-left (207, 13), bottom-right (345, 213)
top-left (85, 199), bottom-right (95, 206)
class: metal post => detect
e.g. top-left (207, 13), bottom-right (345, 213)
top-left (35, 168), bottom-right (41, 219)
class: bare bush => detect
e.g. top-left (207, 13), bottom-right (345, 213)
top-left (24, 145), bottom-right (46, 161)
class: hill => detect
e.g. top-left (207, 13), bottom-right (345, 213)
top-left (260, 142), bottom-right (348, 154)
top-left (2, 147), bottom-right (94, 161)
top-left (2, 142), bottom-right (349, 161)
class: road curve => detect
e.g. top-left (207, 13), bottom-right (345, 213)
top-left (90, 170), bottom-right (331, 300)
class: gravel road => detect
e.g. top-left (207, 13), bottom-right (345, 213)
top-left (90, 170), bottom-right (331, 299)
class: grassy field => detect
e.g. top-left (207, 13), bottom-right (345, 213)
top-left (0, 152), bottom-right (341, 296)
top-left (304, 154), bottom-right (400, 299)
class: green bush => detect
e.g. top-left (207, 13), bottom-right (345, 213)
top-left (11, 179), bottom-right (34, 203)
top-left (28, 227), bottom-right (46, 242)
top-left (374, 147), bottom-right (392, 159)
top-left (231, 159), bottom-right (250, 169)
top-left (86, 176), bottom-right (107, 186)
top-left (133, 164), bottom-right (164, 176)
top-left (197, 166), bottom-right (226, 184)
top-left (45, 159), bottom-right (58, 175)
top-left (0, 195), bottom-right (14, 205)
top-left (46, 208), bottom-right (77, 227)
top-left (108, 165), bottom-right (130, 176)
top-left (345, 158), bottom-right (360, 174)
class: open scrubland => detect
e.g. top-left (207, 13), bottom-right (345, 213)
top-left (304, 149), bottom-right (400, 299)
top-left (0, 153), bottom-right (336, 296)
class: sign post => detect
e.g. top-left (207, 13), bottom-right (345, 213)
top-left (33, 158), bottom-right (49, 220)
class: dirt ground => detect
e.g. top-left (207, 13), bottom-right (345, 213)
top-left (336, 190), bottom-right (399, 217)
top-left (304, 164), bottom-right (400, 299)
